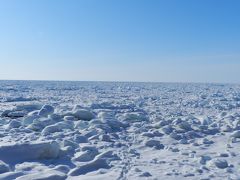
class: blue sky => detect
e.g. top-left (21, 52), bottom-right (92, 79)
top-left (0, 0), bottom-right (239, 83)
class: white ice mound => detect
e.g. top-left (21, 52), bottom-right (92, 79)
top-left (200, 117), bottom-right (213, 126)
top-left (97, 111), bottom-right (113, 119)
top-left (0, 172), bottom-right (24, 179)
top-left (6, 120), bottom-right (21, 129)
top-left (72, 149), bottom-right (99, 162)
top-left (38, 105), bottom-right (54, 117)
top-left (42, 121), bottom-right (73, 136)
top-left (72, 146), bottom-right (99, 162)
top-left (69, 158), bottom-right (109, 176)
top-left (0, 141), bottom-right (60, 163)
top-left (15, 169), bottom-right (67, 180)
top-left (26, 116), bottom-right (61, 132)
top-left (72, 109), bottom-right (95, 121)
top-left (69, 150), bottom-right (116, 176)
top-left (120, 112), bottom-right (148, 122)
top-left (177, 121), bottom-right (192, 131)
top-left (22, 114), bottom-right (40, 126)
top-left (74, 121), bottom-right (89, 130)
top-left (101, 118), bottom-right (128, 131)
top-left (231, 130), bottom-right (240, 138)
top-left (15, 104), bottom-right (42, 112)
top-left (89, 118), bottom-right (127, 133)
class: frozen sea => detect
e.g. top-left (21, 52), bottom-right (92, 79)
top-left (0, 80), bottom-right (240, 179)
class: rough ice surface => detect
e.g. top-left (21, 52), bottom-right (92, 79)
top-left (0, 80), bottom-right (240, 179)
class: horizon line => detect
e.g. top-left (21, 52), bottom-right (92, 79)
top-left (0, 79), bottom-right (238, 85)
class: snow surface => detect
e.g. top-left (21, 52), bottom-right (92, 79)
top-left (0, 80), bottom-right (240, 179)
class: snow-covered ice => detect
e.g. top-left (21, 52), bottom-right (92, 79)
top-left (0, 80), bottom-right (240, 179)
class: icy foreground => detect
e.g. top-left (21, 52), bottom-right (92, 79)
top-left (0, 81), bottom-right (240, 179)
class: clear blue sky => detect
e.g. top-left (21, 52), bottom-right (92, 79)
top-left (0, 0), bottom-right (239, 83)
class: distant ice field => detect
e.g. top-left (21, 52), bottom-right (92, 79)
top-left (0, 80), bottom-right (240, 179)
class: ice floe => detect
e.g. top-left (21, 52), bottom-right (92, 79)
top-left (0, 81), bottom-right (240, 179)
